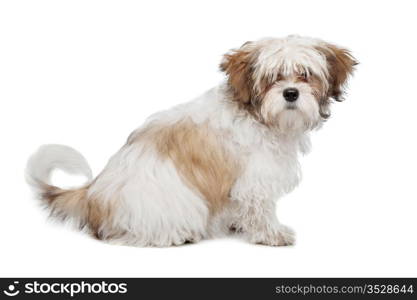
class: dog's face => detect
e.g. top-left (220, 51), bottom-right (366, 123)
top-left (220, 36), bottom-right (357, 133)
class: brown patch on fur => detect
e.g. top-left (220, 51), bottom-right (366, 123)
top-left (41, 184), bottom-right (89, 218)
top-left (40, 183), bottom-right (116, 239)
top-left (220, 43), bottom-right (261, 116)
top-left (86, 196), bottom-right (114, 239)
top-left (316, 44), bottom-right (358, 101)
top-left (219, 46), bottom-right (279, 123)
top-left (129, 119), bottom-right (240, 213)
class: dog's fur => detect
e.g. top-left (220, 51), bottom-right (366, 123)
top-left (26, 35), bottom-right (357, 246)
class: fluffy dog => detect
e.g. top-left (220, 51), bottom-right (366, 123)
top-left (26, 35), bottom-right (357, 246)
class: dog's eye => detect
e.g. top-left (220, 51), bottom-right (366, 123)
top-left (299, 72), bottom-right (308, 81)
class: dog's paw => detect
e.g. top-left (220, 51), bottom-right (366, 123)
top-left (249, 224), bottom-right (295, 246)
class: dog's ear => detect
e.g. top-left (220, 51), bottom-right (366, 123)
top-left (220, 42), bottom-right (255, 104)
top-left (318, 43), bottom-right (358, 101)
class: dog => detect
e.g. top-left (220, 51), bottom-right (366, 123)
top-left (26, 35), bottom-right (357, 247)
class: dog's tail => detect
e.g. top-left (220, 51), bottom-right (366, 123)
top-left (25, 144), bottom-right (94, 225)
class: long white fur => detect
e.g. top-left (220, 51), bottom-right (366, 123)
top-left (26, 144), bottom-right (93, 190)
top-left (26, 35), bottom-right (335, 247)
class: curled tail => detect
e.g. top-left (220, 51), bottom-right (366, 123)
top-left (25, 145), bottom-right (95, 229)
top-left (26, 144), bottom-right (92, 188)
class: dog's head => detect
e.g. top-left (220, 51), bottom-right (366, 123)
top-left (220, 35), bottom-right (357, 133)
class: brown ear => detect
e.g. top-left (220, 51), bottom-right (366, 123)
top-left (319, 44), bottom-right (358, 101)
top-left (220, 42), bottom-right (255, 104)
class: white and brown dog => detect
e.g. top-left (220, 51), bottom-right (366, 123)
top-left (26, 35), bottom-right (357, 247)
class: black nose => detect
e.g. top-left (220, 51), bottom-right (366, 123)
top-left (283, 88), bottom-right (299, 102)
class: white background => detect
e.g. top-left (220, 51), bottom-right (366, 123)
top-left (1, 0), bottom-right (416, 277)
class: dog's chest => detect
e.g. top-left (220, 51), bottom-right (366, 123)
top-left (231, 137), bottom-right (303, 201)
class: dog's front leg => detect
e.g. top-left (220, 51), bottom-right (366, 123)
top-left (243, 200), bottom-right (295, 246)
top-left (228, 149), bottom-right (299, 246)
top-left (229, 195), bottom-right (295, 246)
